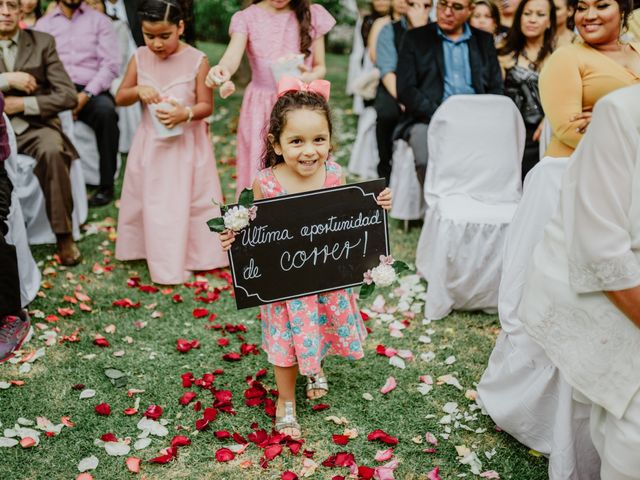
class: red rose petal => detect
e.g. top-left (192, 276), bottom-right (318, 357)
top-left (93, 336), bottom-right (110, 348)
top-left (367, 429), bottom-right (399, 445)
top-left (123, 408), bottom-right (138, 416)
top-left (264, 444), bottom-right (283, 461)
top-left (332, 434), bottom-right (350, 445)
top-left (311, 403), bottom-right (330, 411)
top-left (195, 418), bottom-right (210, 431)
top-left (358, 466), bottom-right (375, 479)
top-left (148, 447), bottom-right (178, 464)
top-left (181, 372), bottom-right (194, 388)
top-left (101, 432), bottom-right (118, 442)
top-left (217, 338), bottom-right (230, 347)
top-left (95, 403), bottom-right (111, 416)
top-left (214, 430), bottom-right (231, 439)
top-left (192, 308), bottom-right (208, 318)
top-left (203, 407), bottom-right (217, 422)
top-left (215, 447), bottom-right (235, 462)
top-left (170, 435), bottom-right (191, 448)
top-left (222, 352), bottom-right (241, 361)
top-left (144, 405), bottom-right (163, 420)
top-left (282, 471), bottom-right (298, 480)
top-left (178, 392), bottom-right (197, 405)
top-left (255, 369), bottom-right (268, 378)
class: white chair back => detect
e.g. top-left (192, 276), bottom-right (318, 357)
top-left (425, 95), bottom-right (525, 205)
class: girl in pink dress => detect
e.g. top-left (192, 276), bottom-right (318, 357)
top-left (114, 0), bottom-right (228, 285)
top-left (205, 0), bottom-right (335, 197)
top-left (220, 79), bottom-right (392, 439)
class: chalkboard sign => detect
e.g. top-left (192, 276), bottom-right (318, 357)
top-left (228, 179), bottom-right (389, 309)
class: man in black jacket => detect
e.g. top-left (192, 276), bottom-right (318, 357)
top-left (396, 0), bottom-right (503, 185)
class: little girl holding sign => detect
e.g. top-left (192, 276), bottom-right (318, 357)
top-left (220, 77), bottom-right (392, 439)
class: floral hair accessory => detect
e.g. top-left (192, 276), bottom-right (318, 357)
top-left (277, 75), bottom-right (331, 101)
top-left (360, 255), bottom-right (410, 299)
top-left (207, 188), bottom-right (257, 233)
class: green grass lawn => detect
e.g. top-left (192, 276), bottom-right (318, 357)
top-left (0, 43), bottom-right (548, 479)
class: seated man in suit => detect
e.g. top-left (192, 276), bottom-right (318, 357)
top-left (0, 0), bottom-right (81, 265)
top-left (36, 0), bottom-right (120, 207)
top-left (396, 0), bottom-right (503, 185)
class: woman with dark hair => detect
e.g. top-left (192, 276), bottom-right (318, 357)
top-left (205, 0), bottom-right (335, 197)
top-left (540, 0), bottom-right (640, 158)
top-left (470, 0), bottom-right (502, 37)
top-left (19, 0), bottom-right (41, 29)
top-left (553, 0), bottom-right (577, 46)
top-left (499, 0), bottom-right (556, 179)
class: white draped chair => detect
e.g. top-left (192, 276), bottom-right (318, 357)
top-left (477, 157), bottom-right (600, 479)
top-left (347, 105), bottom-right (379, 180)
top-left (3, 116), bottom-right (41, 307)
top-left (415, 95), bottom-right (524, 320)
top-left (70, 119), bottom-right (123, 187)
top-left (5, 112), bottom-right (88, 245)
top-left (388, 139), bottom-right (425, 223)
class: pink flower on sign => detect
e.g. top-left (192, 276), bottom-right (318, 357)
top-left (379, 255), bottom-right (394, 266)
top-left (363, 270), bottom-right (374, 285)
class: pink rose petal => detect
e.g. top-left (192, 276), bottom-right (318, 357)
top-left (380, 377), bottom-right (397, 394)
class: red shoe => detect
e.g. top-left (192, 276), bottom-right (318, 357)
top-left (0, 310), bottom-right (31, 363)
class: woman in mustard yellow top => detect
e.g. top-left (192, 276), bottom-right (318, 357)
top-left (539, 0), bottom-right (640, 158)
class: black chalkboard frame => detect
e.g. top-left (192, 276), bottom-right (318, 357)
top-left (227, 179), bottom-right (390, 309)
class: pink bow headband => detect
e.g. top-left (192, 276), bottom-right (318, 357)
top-left (277, 76), bottom-right (331, 102)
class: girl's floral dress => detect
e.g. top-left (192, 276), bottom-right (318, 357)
top-left (255, 160), bottom-right (367, 375)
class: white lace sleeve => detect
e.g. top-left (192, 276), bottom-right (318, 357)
top-left (563, 87), bottom-right (640, 293)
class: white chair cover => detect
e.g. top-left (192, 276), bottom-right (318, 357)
top-left (389, 139), bottom-right (425, 220)
top-left (416, 95), bottom-right (524, 320)
top-left (347, 106), bottom-right (379, 180)
top-left (5, 113), bottom-right (87, 245)
top-left (477, 157), bottom-right (600, 479)
top-left (4, 127), bottom-right (41, 307)
top-left (72, 120), bottom-right (122, 187)
top-left (538, 117), bottom-right (552, 161)
top-left (6, 191), bottom-right (40, 307)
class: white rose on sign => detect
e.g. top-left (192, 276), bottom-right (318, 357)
top-left (223, 205), bottom-right (257, 232)
top-left (361, 255), bottom-right (410, 299)
top-left (370, 264), bottom-right (397, 287)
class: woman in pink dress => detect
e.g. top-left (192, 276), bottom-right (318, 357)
top-left (205, 0), bottom-right (335, 197)
top-left (114, 0), bottom-right (228, 284)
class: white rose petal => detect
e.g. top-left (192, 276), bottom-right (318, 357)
top-left (79, 389), bottom-right (96, 399)
top-left (0, 437), bottom-right (18, 447)
top-left (389, 356), bottom-right (406, 369)
top-left (78, 455), bottom-right (99, 472)
top-left (420, 352), bottom-right (436, 363)
top-left (105, 441), bottom-right (131, 456)
top-left (134, 437), bottom-right (152, 450)
top-left (445, 355), bottom-right (456, 365)
top-left (417, 383), bottom-right (433, 396)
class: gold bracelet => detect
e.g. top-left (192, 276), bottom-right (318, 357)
top-left (186, 106), bottom-right (193, 123)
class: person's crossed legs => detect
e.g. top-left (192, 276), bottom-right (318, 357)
top-left (76, 89), bottom-right (120, 206)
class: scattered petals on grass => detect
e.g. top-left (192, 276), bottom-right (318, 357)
top-left (143, 405), bottom-right (163, 420)
top-left (176, 339), bottom-right (200, 353)
top-left (331, 434), bottom-right (350, 446)
top-left (374, 448), bottom-right (394, 462)
top-left (148, 447), bottom-right (177, 464)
